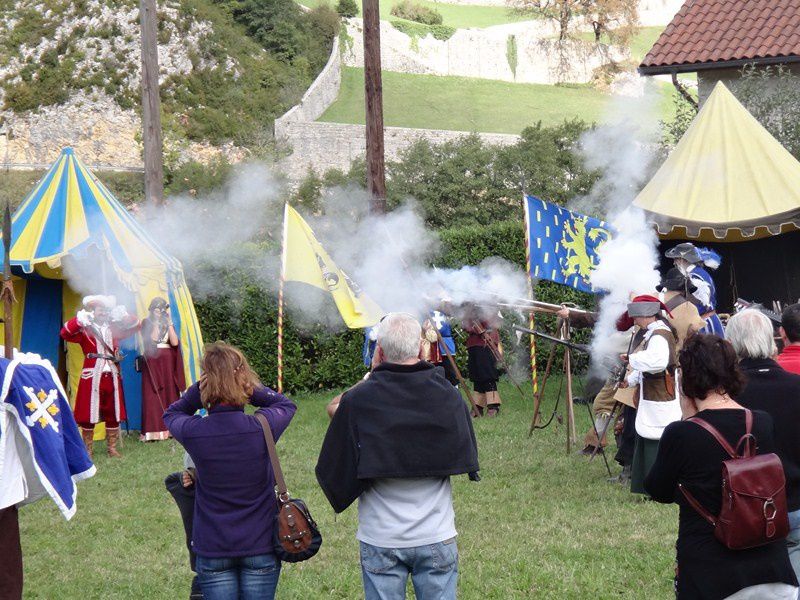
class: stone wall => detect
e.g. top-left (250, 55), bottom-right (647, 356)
top-left (697, 64), bottom-right (800, 106)
top-left (277, 121), bottom-right (519, 180)
top-left (275, 36), bottom-right (341, 134)
top-left (637, 0), bottom-right (683, 27)
top-left (342, 20), bottom-right (627, 85)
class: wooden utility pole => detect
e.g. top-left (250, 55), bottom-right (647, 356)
top-left (362, 0), bottom-right (387, 213)
top-left (140, 0), bottom-right (165, 206)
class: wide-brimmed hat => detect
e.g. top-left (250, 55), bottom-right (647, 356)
top-left (658, 268), bottom-right (698, 294)
top-left (665, 242), bottom-right (701, 264)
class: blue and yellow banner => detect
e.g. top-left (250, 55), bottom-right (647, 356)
top-left (524, 195), bottom-right (611, 293)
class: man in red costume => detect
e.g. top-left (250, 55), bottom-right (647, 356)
top-left (60, 295), bottom-right (140, 458)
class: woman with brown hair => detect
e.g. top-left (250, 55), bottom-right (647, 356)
top-left (164, 342), bottom-right (296, 600)
top-left (645, 335), bottom-right (797, 599)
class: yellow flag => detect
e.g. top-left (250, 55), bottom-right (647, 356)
top-left (282, 204), bottom-right (384, 328)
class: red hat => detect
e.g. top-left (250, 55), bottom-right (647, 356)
top-left (627, 294), bottom-right (673, 319)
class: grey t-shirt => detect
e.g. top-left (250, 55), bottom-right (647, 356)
top-left (356, 477), bottom-right (456, 548)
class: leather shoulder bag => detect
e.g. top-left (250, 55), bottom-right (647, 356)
top-left (255, 413), bottom-right (322, 562)
top-left (678, 409), bottom-right (788, 550)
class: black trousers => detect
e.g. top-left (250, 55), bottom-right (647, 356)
top-left (615, 406), bottom-right (637, 468)
top-left (0, 506), bottom-right (23, 600)
top-left (165, 471), bottom-right (202, 597)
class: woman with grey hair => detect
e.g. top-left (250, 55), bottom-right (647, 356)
top-left (728, 309), bottom-right (800, 581)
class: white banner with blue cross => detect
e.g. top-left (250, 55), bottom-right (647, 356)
top-left (523, 195), bottom-right (612, 293)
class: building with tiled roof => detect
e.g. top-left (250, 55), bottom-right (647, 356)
top-left (638, 0), bottom-right (800, 103)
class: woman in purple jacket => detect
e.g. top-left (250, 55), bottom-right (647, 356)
top-left (164, 342), bottom-right (297, 600)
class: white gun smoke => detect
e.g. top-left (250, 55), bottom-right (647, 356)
top-left (577, 83), bottom-right (664, 369)
top-left (118, 164), bottom-right (530, 328)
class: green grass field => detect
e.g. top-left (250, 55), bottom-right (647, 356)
top-left (319, 67), bottom-right (674, 133)
top-left (19, 379), bottom-right (678, 599)
top-left (301, 0), bottom-right (530, 29)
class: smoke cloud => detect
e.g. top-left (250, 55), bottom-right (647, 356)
top-left (575, 81), bottom-right (665, 368)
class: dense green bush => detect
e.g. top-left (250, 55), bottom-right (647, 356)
top-left (390, 0), bottom-right (443, 25)
top-left (336, 0), bottom-right (359, 18)
top-left (389, 19), bottom-right (455, 41)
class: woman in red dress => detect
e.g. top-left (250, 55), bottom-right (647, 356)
top-left (140, 297), bottom-right (185, 441)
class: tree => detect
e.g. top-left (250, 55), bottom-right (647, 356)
top-left (507, 0), bottom-right (638, 44)
top-left (731, 65), bottom-right (800, 160)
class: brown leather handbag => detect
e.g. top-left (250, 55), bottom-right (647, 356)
top-left (678, 410), bottom-right (789, 550)
top-left (255, 413), bottom-right (322, 562)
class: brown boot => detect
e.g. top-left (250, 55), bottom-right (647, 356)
top-left (80, 427), bottom-right (94, 460)
top-left (106, 427), bottom-right (122, 458)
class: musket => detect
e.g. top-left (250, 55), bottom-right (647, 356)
top-left (2, 201), bottom-right (14, 359)
top-left (512, 324), bottom-right (591, 354)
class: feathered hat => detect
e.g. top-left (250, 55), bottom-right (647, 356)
top-left (82, 295), bottom-right (116, 310)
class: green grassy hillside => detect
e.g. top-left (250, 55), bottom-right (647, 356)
top-left (300, 0), bottom-right (530, 29)
top-left (319, 67), bottom-right (674, 133)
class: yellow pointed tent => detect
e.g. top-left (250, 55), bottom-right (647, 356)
top-left (635, 82), bottom-right (800, 242)
top-left (0, 148), bottom-right (203, 432)
top-left (634, 82), bottom-right (800, 306)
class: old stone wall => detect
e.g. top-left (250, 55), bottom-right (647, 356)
top-left (277, 121), bottom-right (519, 181)
top-left (342, 19), bottom-right (627, 85)
top-left (274, 37), bottom-right (341, 138)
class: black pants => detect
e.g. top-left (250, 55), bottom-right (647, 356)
top-left (438, 359), bottom-right (459, 387)
top-left (615, 406), bottom-right (637, 468)
top-left (0, 506), bottom-right (23, 600)
top-left (165, 472), bottom-right (201, 596)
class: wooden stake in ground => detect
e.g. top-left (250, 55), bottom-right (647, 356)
top-left (562, 319), bottom-right (577, 452)
top-left (140, 0), bottom-right (165, 206)
top-left (362, 0), bottom-right (386, 213)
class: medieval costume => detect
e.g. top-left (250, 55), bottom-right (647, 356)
top-left (0, 353), bottom-right (95, 598)
top-left (59, 295), bottom-right (140, 458)
top-left (362, 326), bottom-right (378, 368)
top-left (623, 296), bottom-right (680, 495)
top-left (431, 310), bottom-right (458, 387)
top-left (462, 312), bottom-right (503, 417)
top-left (666, 242), bottom-right (724, 337)
top-left (657, 268), bottom-right (707, 348)
top-left (140, 297), bottom-right (185, 441)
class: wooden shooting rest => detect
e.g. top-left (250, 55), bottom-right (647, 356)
top-left (529, 317), bottom-right (578, 453)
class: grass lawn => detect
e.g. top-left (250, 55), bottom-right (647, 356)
top-left (319, 67), bottom-right (674, 133)
top-left (19, 378), bottom-right (678, 599)
top-left (300, 0), bottom-right (530, 29)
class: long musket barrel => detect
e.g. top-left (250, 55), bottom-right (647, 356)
top-left (512, 324), bottom-right (591, 354)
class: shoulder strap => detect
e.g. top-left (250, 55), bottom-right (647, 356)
top-left (685, 416), bottom-right (737, 458)
top-left (678, 483), bottom-right (717, 527)
top-left (255, 412), bottom-right (290, 502)
top-left (664, 294), bottom-right (687, 312)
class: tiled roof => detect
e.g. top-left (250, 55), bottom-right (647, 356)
top-left (639, 0), bottom-right (800, 74)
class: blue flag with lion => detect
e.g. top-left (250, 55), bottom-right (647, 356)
top-left (524, 195), bottom-right (611, 293)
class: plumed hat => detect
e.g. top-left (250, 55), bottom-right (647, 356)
top-left (665, 242), bottom-right (701, 264)
top-left (83, 295), bottom-right (116, 310)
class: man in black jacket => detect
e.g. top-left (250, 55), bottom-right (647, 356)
top-left (316, 312), bottom-right (479, 600)
top-left (728, 309), bottom-right (800, 580)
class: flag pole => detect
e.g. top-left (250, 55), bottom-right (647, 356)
top-left (3, 200), bottom-right (14, 359)
top-left (522, 197), bottom-right (539, 422)
top-left (277, 204), bottom-right (289, 393)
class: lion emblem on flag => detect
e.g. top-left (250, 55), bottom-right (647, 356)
top-left (560, 216), bottom-right (609, 285)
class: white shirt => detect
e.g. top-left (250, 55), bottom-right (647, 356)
top-left (357, 477), bottom-right (457, 548)
top-left (627, 321), bottom-right (671, 388)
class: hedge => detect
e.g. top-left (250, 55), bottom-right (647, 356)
top-left (191, 218), bottom-right (596, 393)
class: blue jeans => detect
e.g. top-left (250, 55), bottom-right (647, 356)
top-left (786, 509), bottom-right (800, 582)
top-left (195, 553), bottom-right (281, 600)
top-left (360, 539), bottom-right (458, 600)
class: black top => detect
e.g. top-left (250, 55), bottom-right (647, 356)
top-left (315, 361), bottom-right (479, 513)
top-left (645, 409), bottom-right (797, 599)
top-left (737, 358), bottom-right (800, 511)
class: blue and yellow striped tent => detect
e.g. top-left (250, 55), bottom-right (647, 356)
top-left (0, 147), bottom-right (203, 432)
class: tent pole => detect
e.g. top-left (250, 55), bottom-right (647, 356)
top-left (3, 201), bottom-right (14, 359)
top-left (277, 204), bottom-right (289, 394)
